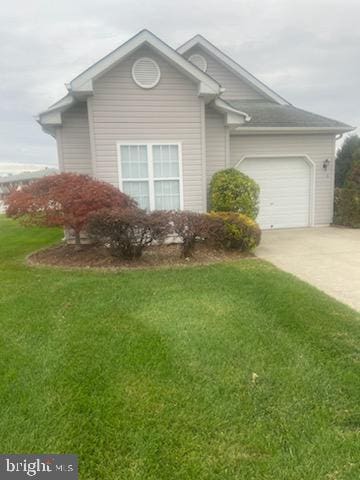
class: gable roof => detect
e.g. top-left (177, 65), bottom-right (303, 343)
top-left (38, 30), bottom-right (235, 134)
top-left (68, 30), bottom-right (222, 97)
top-left (227, 100), bottom-right (354, 133)
top-left (37, 30), bottom-right (354, 136)
top-left (177, 34), bottom-right (290, 106)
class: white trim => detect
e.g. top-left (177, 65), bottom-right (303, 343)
top-left (225, 127), bottom-right (230, 167)
top-left (69, 30), bottom-right (220, 97)
top-left (200, 98), bottom-right (207, 212)
top-left (37, 95), bottom-right (75, 132)
top-left (116, 141), bottom-right (184, 211)
top-left (212, 98), bottom-right (251, 127)
top-left (37, 95), bottom-right (77, 135)
top-left (177, 35), bottom-right (290, 105)
top-left (86, 96), bottom-right (97, 177)
top-left (178, 143), bottom-right (184, 211)
top-left (55, 128), bottom-right (64, 171)
top-left (131, 57), bottom-right (161, 89)
top-left (38, 110), bottom-right (62, 126)
top-left (213, 98), bottom-right (251, 121)
top-left (148, 145), bottom-right (155, 210)
top-left (235, 154), bottom-right (316, 227)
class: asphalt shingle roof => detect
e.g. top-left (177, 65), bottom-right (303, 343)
top-left (226, 100), bottom-right (353, 129)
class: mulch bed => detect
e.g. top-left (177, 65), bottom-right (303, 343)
top-left (27, 242), bottom-right (253, 270)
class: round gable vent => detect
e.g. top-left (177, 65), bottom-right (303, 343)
top-left (188, 54), bottom-right (207, 72)
top-left (132, 57), bottom-right (161, 89)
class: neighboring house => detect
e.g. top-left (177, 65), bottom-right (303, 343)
top-left (0, 168), bottom-right (58, 213)
top-left (37, 30), bottom-right (354, 229)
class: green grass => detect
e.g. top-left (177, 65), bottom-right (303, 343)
top-left (0, 216), bottom-right (359, 479)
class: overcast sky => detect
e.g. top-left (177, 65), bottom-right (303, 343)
top-left (1, 0), bottom-right (359, 172)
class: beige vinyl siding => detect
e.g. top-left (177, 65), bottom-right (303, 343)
top-left (91, 46), bottom-right (204, 211)
top-left (57, 103), bottom-right (92, 175)
top-left (205, 106), bottom-right (227, 184)
top-left (230, 134), bottom-right (336, 225)
top-left (186, 46), bottom-right (265, 101)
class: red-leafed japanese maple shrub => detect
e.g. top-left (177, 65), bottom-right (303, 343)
top-left (87, 208), bottom-right (171, 260)
top-left (169, 211), bottom-right (211, 258)
top-left (5, 173), bottom-right (135, 249)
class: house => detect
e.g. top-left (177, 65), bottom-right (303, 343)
top-left (37, 30), bottom-right (354, 229)
top-left (0, 168), bottom-right (58, 213)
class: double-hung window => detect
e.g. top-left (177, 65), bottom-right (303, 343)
top-left (118, 142), bottom-right (183, 211)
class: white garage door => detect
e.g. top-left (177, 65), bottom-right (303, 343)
top-left (239, 157), bottom-right (311, 229)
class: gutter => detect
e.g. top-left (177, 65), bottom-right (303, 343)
top-left (213, 98), bottom-right (251, 122)
top-left (233, 126), bottom-right (356, 135)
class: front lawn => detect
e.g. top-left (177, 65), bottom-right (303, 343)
top-left (0, 216), bottom-right (359, 479)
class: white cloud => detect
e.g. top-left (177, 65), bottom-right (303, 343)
top-left (0, 0), bottom-right (358, 168)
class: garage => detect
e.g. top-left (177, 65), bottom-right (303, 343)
top-left (239, 156), bottom-right (312, 229)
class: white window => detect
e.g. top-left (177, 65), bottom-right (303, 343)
top-left (118, 142), bottom-right (183, 211)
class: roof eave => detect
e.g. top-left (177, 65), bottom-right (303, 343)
top-left (38, 122), bottom-right (57, 138)
top-left (232, 126), bottom-right (356, 135)
top-left (211, 98), bottom-right (251, 127)
top-left (38, 94), bottom-right (74, 117)
top-left (177, 34), bottom-right (290, 106)
top-left (213, 98), bottom-right (251, 121)
top-left (37, 94), bottom-right (76, 132)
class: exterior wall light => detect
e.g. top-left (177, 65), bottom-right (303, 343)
top-left (323, 158), bottom-right (330, 171)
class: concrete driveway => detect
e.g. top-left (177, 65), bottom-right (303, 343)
top-left (256, 227), bottom-right (360, 311)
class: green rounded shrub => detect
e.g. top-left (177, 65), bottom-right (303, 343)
top-left (346, 157), bottom-right (360, 188)
top-left (210, 168), bottom-right (259, 219)
top-left (207, 212), bottom-right (261, 251)
top-left (335, 188), bottom-right (360, 228)
top-left (334, 159), bottom-right (360, 228)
